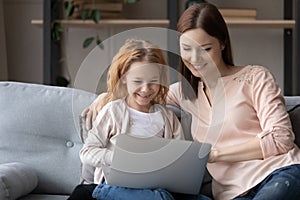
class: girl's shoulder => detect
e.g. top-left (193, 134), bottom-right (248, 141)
top-left (152, 104), bottom-right (175, 117)
top-left (101, 98), bottom-right (126, 113)
top-left (169, 82), bottom-right (183, 98)
top-left (169, 82), bottom-right (181, 91)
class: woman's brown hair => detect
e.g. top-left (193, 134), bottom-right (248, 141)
top-left (177, 3), bottom-right (234, 99)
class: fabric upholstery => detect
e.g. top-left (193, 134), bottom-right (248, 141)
top-left (0, 162), bottom-right (38, 200)
top-left (285, 96), bottom-right (300, 148)
top-left (19, 194), bottom-right (69, 200)
top-left (0, 82), bottom-right (97, 196)
top-left (288, 104), bottom-right (300, 147)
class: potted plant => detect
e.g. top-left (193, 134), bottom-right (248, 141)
top-left (51, 0), bottom-right (141, 87)
top-left (52, 0), bottom-right (141, 49)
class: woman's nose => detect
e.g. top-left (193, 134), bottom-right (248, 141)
top-left (191, 49), bottom-right (201, 63)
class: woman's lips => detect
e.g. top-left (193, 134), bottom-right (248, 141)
top-left (192, 63), bottom-right (207, 70)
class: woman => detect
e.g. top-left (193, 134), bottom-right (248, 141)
top-left (82, 3), bottom-right (300, 200)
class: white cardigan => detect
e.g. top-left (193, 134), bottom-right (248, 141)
top-left (80, 98), bottom-right (184, 183)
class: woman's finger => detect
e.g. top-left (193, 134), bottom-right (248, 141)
top-left (85, 109), bottom-right (93, 130)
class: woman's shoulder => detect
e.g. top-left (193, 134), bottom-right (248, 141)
top-left (232, 65), bottom-right (274, 82)
top-left (244, 65), bottom-right (270, 74)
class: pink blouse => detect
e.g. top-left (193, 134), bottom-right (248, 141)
top-left (167, 65), bottom-right (300, 200)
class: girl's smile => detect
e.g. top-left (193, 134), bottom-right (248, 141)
top-left (123, 61), bottom-right (161, 112)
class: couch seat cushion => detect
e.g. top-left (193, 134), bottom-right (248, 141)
top-left (0, 162), bottom-right (38, 200)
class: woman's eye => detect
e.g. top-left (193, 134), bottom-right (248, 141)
top-left (183, 48), bottom-right (191, 51)
top-left (204, 47), bottom-right (211, 52)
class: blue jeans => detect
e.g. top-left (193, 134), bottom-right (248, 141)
top-left (92, 183), bottom-right (211, 200)
top-left (233, 164), bottom-right (300, 200)
top-left (92, 184), bottom-right (175, 200)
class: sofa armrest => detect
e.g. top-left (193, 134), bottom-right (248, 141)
top-left (0, 162), bottom-right (38, 200)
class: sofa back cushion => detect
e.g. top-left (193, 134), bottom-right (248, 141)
top-left (285, 96), bottom-right (300, 148)
top-left (289, 105), bottom-right (300, 147)
top-left (0, 82), bottom-right (96, 195)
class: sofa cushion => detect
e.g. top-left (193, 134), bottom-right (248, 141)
top-left (0, 162), bottom-right (38, 200)
top-left (0, 82), bottom-right (97, 195)
top-left (288, 104), bottom-right (300, 147)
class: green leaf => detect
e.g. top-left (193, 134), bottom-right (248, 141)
top-left (81, 9), bottom-right (90, 20)
top-left (83, 37), bottom-right (95, 48)
top-left (125, 0), bottom-right (140, 3)
top-left (96, 38), bottom-right (104, 49)
top-left (51, 22), bottom-right (63, 41)
top-left (65, 2), bottom-right (75, 17)
top-left (52, 31), bottom-right (59, 41)
top-left (55, 22), bottom-right (64, 32)
top-left (92, 9), bottom-right (101, 24)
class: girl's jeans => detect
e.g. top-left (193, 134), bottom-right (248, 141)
top-left (67, 184), bottom-right (211, 200)
top-left (233, 164), bottom-right (300, 200)
top-left (92, 184), bottom-right (175, 200)
top-left (92, 183), bottom-right (212, 200)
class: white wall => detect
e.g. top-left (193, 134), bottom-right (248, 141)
top-left (0, 0), bottom-right (8, 80)
top-left (3, 0), bottom-right (43, 83)
top-left (61, 0), bottom-right (168, 93)
top-left (3, 0), bottom-right (290, 92)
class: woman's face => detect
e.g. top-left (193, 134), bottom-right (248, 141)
top-left (179, 28), bottom-right (224, 78)
top-left (123, 61), bottom-right (161, 112)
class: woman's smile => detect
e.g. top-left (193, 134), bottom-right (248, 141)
top-left (191, 63), bottom-right (207, 71)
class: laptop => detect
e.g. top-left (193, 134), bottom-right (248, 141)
top-left (103, 134), bottom-right (211, 195)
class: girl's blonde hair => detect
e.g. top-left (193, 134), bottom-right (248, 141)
top-left (102, 39), bottom-right (169, 107)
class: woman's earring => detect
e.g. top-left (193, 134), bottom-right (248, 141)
top-left (221, 44), bottom-right (225, 51)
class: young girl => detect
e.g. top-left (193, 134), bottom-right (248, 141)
top-left (68, 39), bottom-right (185, 200)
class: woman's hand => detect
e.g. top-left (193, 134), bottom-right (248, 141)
top-left (81, 92), bottom-right (107, 130)
top-left (208, 148), bottom-right (218, 163)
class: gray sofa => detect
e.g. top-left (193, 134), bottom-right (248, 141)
top-left (0, 81), bottom-right (300, 200)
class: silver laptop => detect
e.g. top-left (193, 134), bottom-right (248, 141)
top-left (103, 134), bottom-right (211, 195)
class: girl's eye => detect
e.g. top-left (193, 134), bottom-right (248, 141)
top-left (150, 79), bottom-right (159, 83)
top-left (133, 80), bottom-right (142, 84)
top-left (204, 48), bottom-right (211, 52)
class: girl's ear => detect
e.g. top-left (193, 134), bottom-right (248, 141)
top-left (121, 75), bottom-right (127, 84)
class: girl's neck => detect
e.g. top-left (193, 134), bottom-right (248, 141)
top-left (125, 96), bottom-right (151, 113)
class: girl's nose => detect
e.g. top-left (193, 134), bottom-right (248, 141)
top-left (140, 83), bottom-right (150, 92)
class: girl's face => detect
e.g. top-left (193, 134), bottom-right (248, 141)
top-left (179, 28), bottom-right (224, 78)
top-left (123, 61), bottom-right (161, 112)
